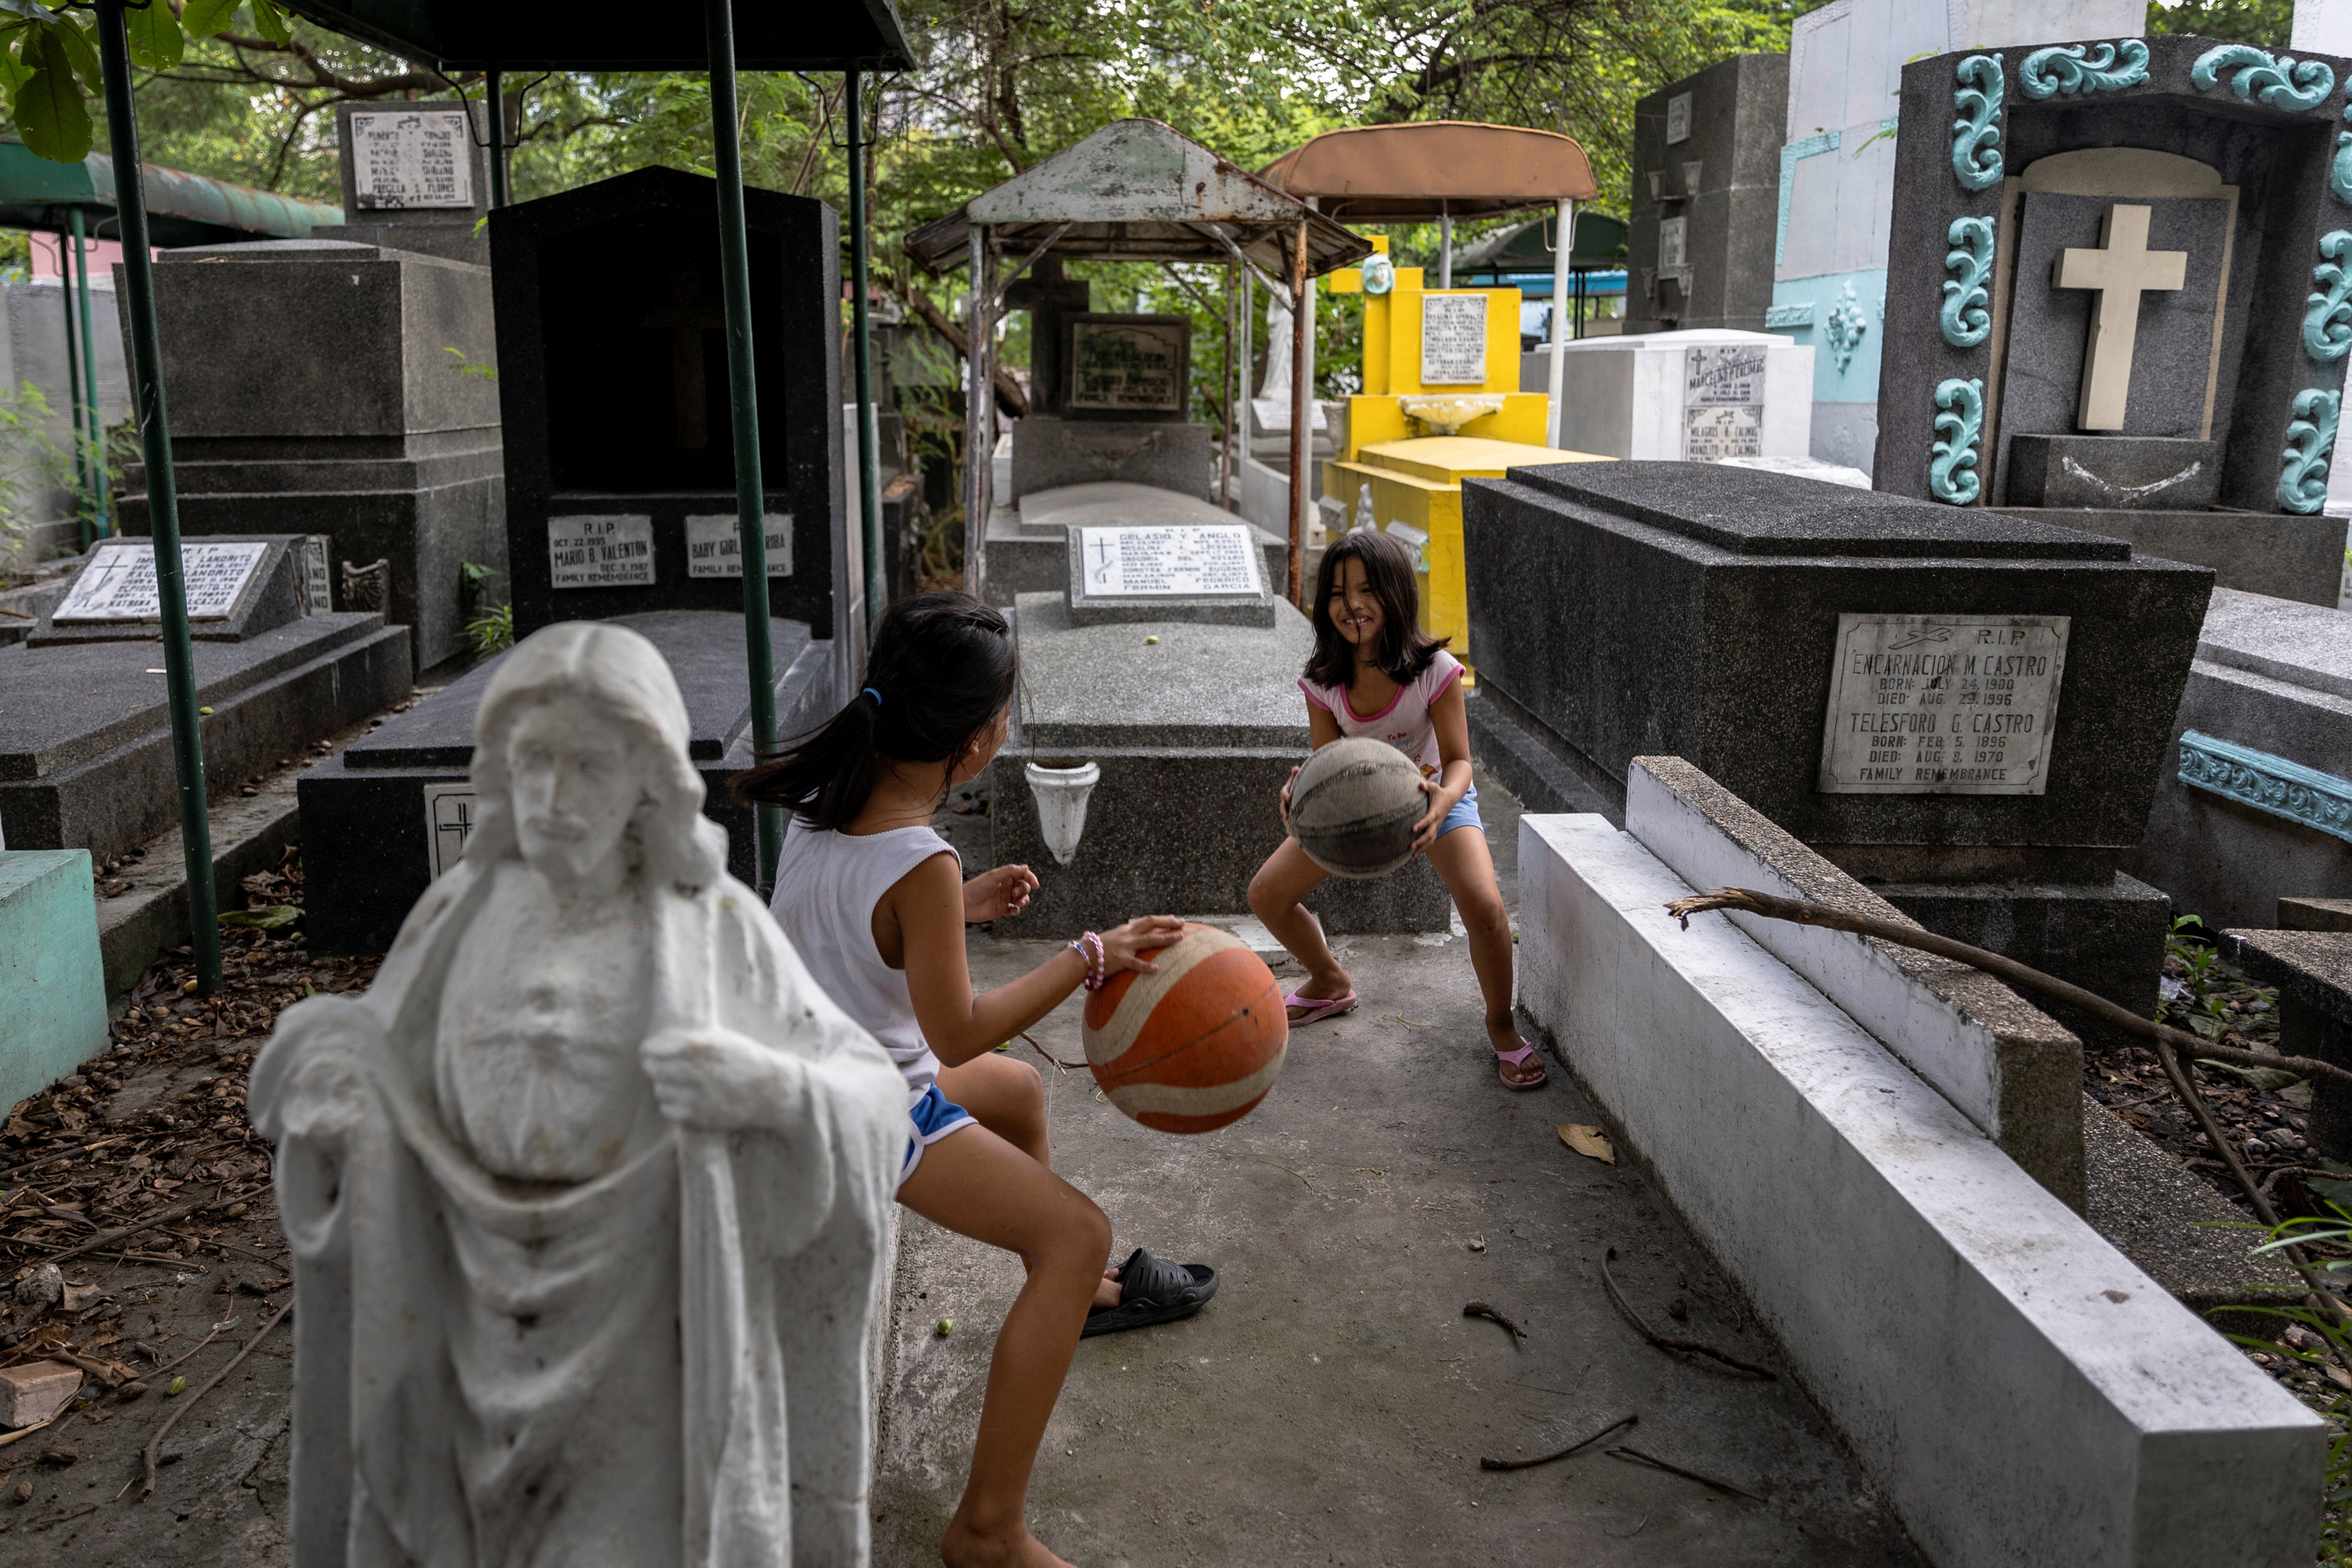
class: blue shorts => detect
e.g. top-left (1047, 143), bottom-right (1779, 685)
top-left (1437, 783), bottom-right (1483, 840)
top-left (902, 1081), bottom-right (976, 1183)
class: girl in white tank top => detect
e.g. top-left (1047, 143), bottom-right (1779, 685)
top-left (738, 592), bottom-right (1215, 1568)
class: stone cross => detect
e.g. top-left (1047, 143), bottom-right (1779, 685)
top-left (640, 270), bottom-right (727, 449)
top-left (2052, 203), bottom-right (2187, 431)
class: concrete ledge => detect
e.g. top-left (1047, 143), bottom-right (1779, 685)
top-left (1517, 811), bottom-right (2323, 1568)
top-left (1463, 686), bottom-right (1619, 821)
top-left (95, 788), bottom-right (302, 998)
top-left (1624, 756), bottom-right (2086, 1207)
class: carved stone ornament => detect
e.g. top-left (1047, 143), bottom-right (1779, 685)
top-left (1930, 377), bottom-right (1985, 504)
top-left (1825, 281), bottom-right (1872, 373)
top-left (1940, 216), bottom-right (1995, 348)
top-left (2190, 43), bottom-right (2335, 110)
top-left (2305, 229), bottom-right (2352, 362)
top-left (2019, 39), bottom-right (2151, 98)
top-left (2278, 385), bottom-right (2342, 514)
top-left (2335, 101), bottom-right (2352, 205)
top-left (249, 620), bottom-right (908, 1567)
top-left (2177, 729), bottom-right (2352, 844)
top-left (1950, 54), bottom-right (2006, 193)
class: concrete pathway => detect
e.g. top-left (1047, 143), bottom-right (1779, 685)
top-left (871, 927), bottom-right (1925, 1568)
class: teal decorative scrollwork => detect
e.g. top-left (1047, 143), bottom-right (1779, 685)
top-left (1940, 217), bottom-right (1995, 347)
top-left (2178, 731), bottom-right (2352, 845)
top-left (2191, 43), bottom-right (2334, 110)
top-left (1930, 378), bottom-right (1985, 504)
top-left (2306, 230), bottom-right (2352, 361)
top-left (1950, 54), bottom-right (2004, 192)
top-left (1825, 282), bottom-right (1872, 373)
top-left (2335, 122), bottom-right (2352, 204)
top-left (2019, 40), bottom-right (2149, 98)
top-left (2278, 386), bottom-right (2341, 513)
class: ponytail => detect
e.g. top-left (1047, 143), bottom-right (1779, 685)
top-left (733, 591), bottom-right (1017, 830)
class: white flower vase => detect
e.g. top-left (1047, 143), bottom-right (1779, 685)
top-left (1025, 761), bottom-right (1101, 866)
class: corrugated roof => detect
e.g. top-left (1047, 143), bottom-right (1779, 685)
top-left (0, 139), bottom-right (342, 244)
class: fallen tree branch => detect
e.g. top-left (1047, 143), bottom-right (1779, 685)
top-left (1463, 1300), bottom-right (1528, 1345)
top-left (1664, 886), bottom-right (2352, 1359)
top-left (141, 1298), bottom-right (291, 1501)
top-left (1606, 1443), bottom-right (1766, 1502)
top-left (1480, 1409), bottom-right (1634, 1470)
top-left (1599, 1248), bottom-right (1775, 1379)
top-left (15, 1190), bottom-right (252, 1273)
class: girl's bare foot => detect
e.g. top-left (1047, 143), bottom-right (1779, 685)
top-left (941, 1517), bottom-right (1077, 1568)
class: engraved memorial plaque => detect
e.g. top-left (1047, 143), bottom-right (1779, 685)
top-left (350, 109), bottom-right (474, 210)
top-left (1419, 294), bottom-right (1489, 385)
top-left (1682, 346), bottom-right (1767, 459)
top-left (1817, 614), bottom-right (2070, 794)
top-left (684, 513), bottom-right (794, 578)
top-left (1666, 92), bottom-right (1693, 145)
top-left (1077, 525), bottom-right (1262, 596)
top-left (423, 783), bottom-right (478, 879)
top-left (1064, 316), bottom-right (1188, 413)
top-left (547, 514), bottom-right (656, 589)
top-left (53, 540), bottom-right (270, 622)
top-left (1658, 217), bottom-right (1688, 271)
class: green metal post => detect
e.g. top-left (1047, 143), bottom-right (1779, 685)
top-left (847, 69), bottom-right (882, 629)
top-left (96, 0), bottom-right (221, 995)
top-left (704, 0), bottom-right (783, 890)
top-left (71, 208), bottom-right (108, 539)
top-left (57, 228), bottom-right (89, 549)
top-left (485, 68), bottom-right (510, 209)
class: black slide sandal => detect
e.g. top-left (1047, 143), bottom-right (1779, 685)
top-left (1082, 1247), bottom-right (1218, 1338)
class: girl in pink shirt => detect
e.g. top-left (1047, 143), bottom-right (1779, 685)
top-left (1247, 531), bottom-right (1544, 1089)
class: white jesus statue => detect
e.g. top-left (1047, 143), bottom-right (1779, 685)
top-left (252, 621), bottom-right (907, 1568)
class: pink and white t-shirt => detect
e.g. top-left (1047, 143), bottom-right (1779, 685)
top-left (1298, 650), bottom-right (1465, 779)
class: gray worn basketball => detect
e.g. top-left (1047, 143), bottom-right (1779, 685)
top-left (1288, 737), bottom-right (1428, 879)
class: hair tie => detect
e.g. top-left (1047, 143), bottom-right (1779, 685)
top-left (862, 686), bottom-right (882, 706)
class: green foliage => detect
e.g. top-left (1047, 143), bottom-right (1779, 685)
top-left (463, 602), bottom-right (515, 657)
top-left (2161, 913), bottom-right (2235, 1041)
top-left (443, 347), bottom-right (497, 382)
top-left (2232, 1206), bottom-right (2352, 1560)
top-left (0, 378), bottom-right (71, 560)
top-left (2148, 0), bottom-right (2291, 47)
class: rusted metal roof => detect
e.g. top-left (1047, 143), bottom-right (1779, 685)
top-left (903, 119), bottom-right (1370, 277)
top-left (1258, 122), bottom-right (1600, 220)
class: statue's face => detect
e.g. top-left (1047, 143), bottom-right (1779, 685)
top-left (504, 695), bottom-right (646, 887)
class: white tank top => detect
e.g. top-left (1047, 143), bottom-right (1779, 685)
top-left (767, 817), bottom-right (959, 1106)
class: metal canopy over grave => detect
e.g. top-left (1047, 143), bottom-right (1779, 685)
top-left (904, 118), bottom-right (1369, 604)
top-left (1258, 121), bottom-right (1602, 446)
top-left (1877, 33), bottom-right (2352, 604)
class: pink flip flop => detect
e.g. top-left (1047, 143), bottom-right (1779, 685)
top-left (1284, 988), bottom-right (1358, 1026)
top-left (1495, 1038), bottom-right (1548, 1090)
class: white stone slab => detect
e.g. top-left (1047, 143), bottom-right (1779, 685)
top-left (547, 514), bottom-right (655, 589)
top-left (1517, 811), bottom-right (2323, 1568)
top-left (348, 108), bottom-right (474, 210)
top-left (1419, 294), bottom-right (1488, 385)
top-left (684, 513), bottom-right (794, 579)
top-left (52, 539), bottom-right (268, 622)
top-left (1817, 612), bottom-right (2068, 794)
top-left (1075, 524), bottom-right (1261, 597)
top-left (1555, 328), bottom-right (1814, 461)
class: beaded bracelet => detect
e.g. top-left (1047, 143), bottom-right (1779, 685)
top-left (1067, 931), bottom-right (1108, 992)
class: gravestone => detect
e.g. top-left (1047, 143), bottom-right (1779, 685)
top-left (980, 481), bottom-right (1288, 608)
top-left (1772, 0), bottom-right (2149, 475)
top-left (0, 535), bottom-right (410, 862)
top-left (1877, 34), bottom-right (2352, 605)
top-left (118, 235), bottom-right (503, 672)
top-left (1551, 328), bottom-right (1814, 460)
top-left (308, 99), bottom-right (494, 265)
top-left (992, 531), bottom-right (1450, 934)
top-left (1010, 308), bottom-right (1212, 501)
top-left (1625, 53), bottom-right (1787, 334)
top-left (488, 166), bottom-right (853, 649)
top-left (298, 167), bottom-right (855, 952)
top-left (1462, 460), bottom-right (2213, 1050)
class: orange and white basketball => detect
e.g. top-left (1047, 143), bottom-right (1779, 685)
top-left (1081, 923), bottom-right (1289, 1134)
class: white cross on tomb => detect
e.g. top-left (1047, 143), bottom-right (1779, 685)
top-left (2052, 203), bottom-right (2187, 432)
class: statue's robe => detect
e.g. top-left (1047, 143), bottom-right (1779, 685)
top-left (251, 855), bottom-right (907, 1568)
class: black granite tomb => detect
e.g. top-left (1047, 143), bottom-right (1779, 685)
top-left (301, 612), bottom-right (828, 954)
top-left (1625, 53), bottom-right (1787, 334)
top-left (0, 536), bottom-right (410, 862)
top-left (488, 166), bottom-right (850, 640)
top-left (119, 239), bottom-right (503, 671)
top-left (1463, 460), bottom-right (2215, 1048)
top-left (1876, 34), bottom-right (2352, 605)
